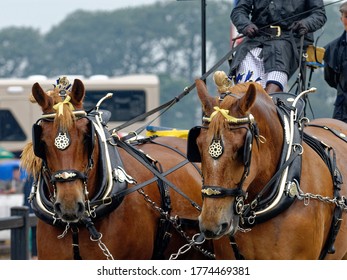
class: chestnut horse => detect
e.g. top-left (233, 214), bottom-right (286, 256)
top-left (21, 78), bottom-right (232, 260)
top-left (188, 74), bottom-right (347, 259)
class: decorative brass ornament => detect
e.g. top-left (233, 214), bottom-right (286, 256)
top-left (209, 139), bottom-right (223, 159)
top-left (113, 166), bottom-right (137, 184)
top-left (201, 188), bottom-right (221, 196)
top-left (55, 171), bottom-right (77, 180)
top-left (288, 181), bottom-right (299, 198)
top-left (55, 132), bottom-right (70, 150)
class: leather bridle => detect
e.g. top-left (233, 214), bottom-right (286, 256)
top-left (187, 101), bottom-right (260, 214)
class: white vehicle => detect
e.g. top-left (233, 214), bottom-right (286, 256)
top-left (0, 74), bottom-right (160, 154)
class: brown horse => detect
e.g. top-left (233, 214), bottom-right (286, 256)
top-left (21, 77), bottom-right (232, 260)
top-left (188, 73), bottom-right (347, 259)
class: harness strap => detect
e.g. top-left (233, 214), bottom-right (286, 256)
top-left (82, 217), bottom-right (102, 240)
top-left (114, 138), bottom-right (203, 259)
top-left (303, 132), bottom-right (344, 259)
top-left (71, 225), bottom-right (82, 260)
top-left (201, 185), bottom-right (246, 198)
top-left (239, 148), bottom-right (301, 223)
top-left (229, 236), bottom-right (245, 260)
top-left (115, 139), bottom-right (202, 211)
top-left (147, 136), bottom-right (202, 176)
top-left (240, 94), bottom-right (304, 225)
top-left (304, 124), bottom-right (347, 144)
top-left (152, 218), bottom-right (172, 260)
top-left (91, 159), bottom-right (190, 205)
top-left (51, 169), bottom-right (87, 183)
top-left (297, 35), bottom-right (306, 93)
top-left (149, 159), bottom-right (172, 260)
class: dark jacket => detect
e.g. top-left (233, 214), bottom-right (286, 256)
top-left (324, 31), bottom-right (347, 122)
top-left (229, 0), bottom-right (326, 78)
top-left (324, 31), bottom-right (347, 92)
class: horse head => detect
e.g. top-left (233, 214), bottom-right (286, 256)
top-left (190, 73), bottom-right (283, 239)
top-left (29, 78), bottom-right (98, 223)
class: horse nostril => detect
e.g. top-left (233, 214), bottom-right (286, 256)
top-left (202, 229), bottom-right (217, 239)
top-left (54, 202), bottom-right (62, 215)
top-left (221, 222), bottom-right (229, 233)
top-left (77, 201), bottom-right (85, 215)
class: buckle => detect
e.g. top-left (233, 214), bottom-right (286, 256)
top-left (270, 25), bottom-right (281, 37)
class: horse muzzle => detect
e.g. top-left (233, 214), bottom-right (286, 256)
top-left (199, 214), bottom-right (239, 239)
top-left (54, 198), bottom-right (85, 223)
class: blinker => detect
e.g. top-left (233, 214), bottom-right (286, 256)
top-left (32, 123), bottom-right (45, 159)
top-left (187, 126), bottom-right (203, 162)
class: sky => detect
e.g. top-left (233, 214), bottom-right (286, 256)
top-left (0, 0), bottom-right (163, 33)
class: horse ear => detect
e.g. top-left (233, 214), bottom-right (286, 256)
top-left (70, 79), bottom-right (85, 108)
top-left (196, 79), bottom-right (215, 116)
top-left (32, 82), bottom-right (54, 113)
top-left (239, 82), bottom-right (257, 113)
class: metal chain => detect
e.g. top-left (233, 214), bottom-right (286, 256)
top-left (138, 185), bottom-right (347, 259)
top-left (298, 192), bottom-right (347, 211)
top-left (169, 233), bottom-right (206, 260)
top-left (90, 233), bottom-right (114, 260)
top-left (169, 217), bottom-right (215, 259)
top-left (137, 188), bottom-right (215, 259)
top-left (57, 223), bottom-right (70, 239)
top-left (56, 223), bottom-right (114, 260)
top-left (235, 187), bottom-right (347, 234)
top-left (138, 188), bottom-right (170, 219)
